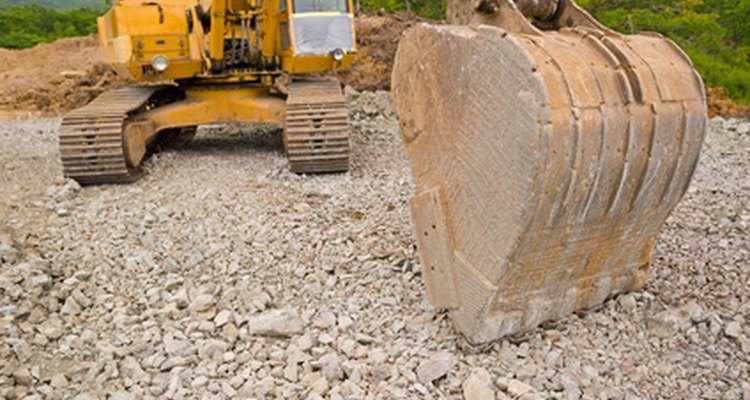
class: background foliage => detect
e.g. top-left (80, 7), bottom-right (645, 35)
top-left (358, 0), bottom-right (749, 103)
top-left (0, 0), bottom-right (104, 10)
top-left (0, 0), bottom-right (747, 102)
top-left (577, 0), bottom-right (750, 103)
top-left (0, 4), bottom-right (101, 49)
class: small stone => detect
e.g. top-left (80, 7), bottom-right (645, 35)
top-left (582, 365), bottom-right (599, 382)
top-left (294, 333), bottom-right (315, 351)
top-left (254, 376), bottom-right (275, 396)
top-left (725, 321), bottom-right (742, 339)
top-left (215, 309), bottom-right (232, 327)
top-left (163, 335), bottom-right (190, 355)
top-left (248, 309), bottom-right (305, 337)
top-left (368, 348), bottom-right (387, 365)
top-left (73, 270), bottom-right (93, 281)
top-left (320, 353), bottom-right (344, 382)
top-left (618, 294), bottom-right (637, 312)
top-left (355, 333), bottom-right (375, 344)
top-left (110, 391), bottom-right (136, 400)
top-left (197, 320), bottom-right (215, 332)
top-left (500, 378), bottom-right (542, 400)
top-left (341, 361), bottom-right (361, 383)
top-left (160, 356), bottom-right (188, 371)
top-left (54, 179), bottom-right (81, 200)
top-left (28, 274), bottom-right (51, 289)
top-left (0, 305), bottom-right (17, 316)
top-left (416, 352), bottom-right (455, 383)
top-left (200, 339), bottom-right (229, 360)
top-left (50, 373), bottom-right (68, 389)
top-left (544, 350), bottom-right (561, 367)
top-left (305, 374), bottom-right (329, 395)
top-left (61, 297), bottom-right (82, 315)
top-left (338, 315), bottom-right (354, 330)
top-left (319, 332), bottom-right (335, 344)
top-left (189, 294), bottom-right (216, 313)
top-left (462, 368), bottom-right (495, 400)
top-left (120, 356), bottom-right (146, 383)
top-left (192, 375), bottom-right (208, 389)
top-left (284, 363), bottom-right (299, 382)
top-left (313, 311), bottom-right (337, 329)
top-left (229, 376), bottom-right (245, 389)
top-left (223, 322), bottom-right (239, 343)
top-left (221, 381), bottom-right (237, 397)
top-left (648, 310), bottom-right (687, 338)
top-left (13, 367), bottom-right (32, 386)
top-left (39, 320), bottom-right (64, 340)
top-left (683, 301), bottom-right (705, 323)
top-left (186, 251), bottom-right (204, 267)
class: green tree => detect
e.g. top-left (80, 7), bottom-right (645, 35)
top-left (0, 4), bottom-right (100, 49)
top-left (578, 0), bottom-right (750, 103)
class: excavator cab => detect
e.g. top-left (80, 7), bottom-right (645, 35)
top-left (280, 0), bottom-right (357, 73)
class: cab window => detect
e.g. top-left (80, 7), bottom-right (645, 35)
top-left (293, 0), bottom-right (348, 13)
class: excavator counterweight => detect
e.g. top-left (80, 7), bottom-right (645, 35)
top-left (392, 0), bottom-right (707, 343)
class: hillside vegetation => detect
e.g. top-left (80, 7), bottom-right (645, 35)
top-left (577, 0), bottom-right (750, 104)
top-left (0, 0), bottom-right (104, 10)
top-left (0, 4), bottom-right (101, 49)
top-left (0, 0), bottom-right (747, 103)
top-left (359, 0), bottom-right (750, 104)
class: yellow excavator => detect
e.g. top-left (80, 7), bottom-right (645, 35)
top-left (392, 0), bottom-right (707, 343)
top-left (59, 0), bottom-right (357, 184)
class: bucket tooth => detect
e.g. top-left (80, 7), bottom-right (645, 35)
top-left (391, 1), bottom-right (707, 343)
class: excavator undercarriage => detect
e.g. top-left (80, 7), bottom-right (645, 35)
top-left (60, 80), bottom-right (350, 184)
top-left (392, 0), bottom-right (707, 343)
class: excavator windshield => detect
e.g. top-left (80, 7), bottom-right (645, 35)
top-left (288, 0), bottom-right (354, 56)
top-left (293, 0), bottom-right (348, 12)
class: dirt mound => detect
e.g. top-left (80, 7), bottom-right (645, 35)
top-left (339, 12), bottom-right (424, 91)
top-left (0, 36), bottom-right (130, 117)
top-left (706, 86), bottom-right (750, 119)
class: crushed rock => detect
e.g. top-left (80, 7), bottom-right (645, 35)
top-left (0, 97), bottom-right (747, 399)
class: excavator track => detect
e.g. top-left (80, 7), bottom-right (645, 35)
top-left (283, 80), bottom-right (350, 173)
top-left (59, 87), bottom-right (163, 185)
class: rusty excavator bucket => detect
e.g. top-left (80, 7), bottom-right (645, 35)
top-left (392, 0), bottom-right (707, 343)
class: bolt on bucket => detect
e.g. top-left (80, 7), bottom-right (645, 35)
top-left (391, 0), bottom-right (707, 344)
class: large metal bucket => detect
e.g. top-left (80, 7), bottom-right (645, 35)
top-left (392, 0), bottom-right (707, 343)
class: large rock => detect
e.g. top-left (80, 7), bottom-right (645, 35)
top-left (416, 352), bottom-right (455, 383)
top-left (248, 309), bottom-right (305, 338)
top-left (462, 368), bottom-right (495, 400)
top-left (188, 294), bottom-right (216, 313)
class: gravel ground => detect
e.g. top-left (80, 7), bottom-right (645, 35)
top-left (0, 91), bottom-right (748, 400)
